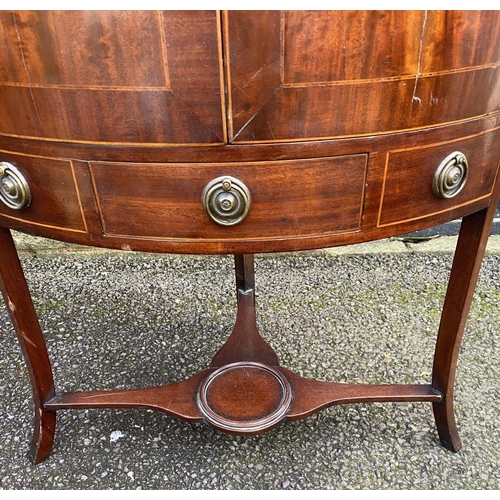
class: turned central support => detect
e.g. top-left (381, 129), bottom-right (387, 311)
top-left (209, 254), bottom-right (280, 368)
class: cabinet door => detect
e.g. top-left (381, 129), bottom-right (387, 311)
top-left (0, 11), bottom-right (225, 144)
top-left (225, 11), bottom-right (500, 143)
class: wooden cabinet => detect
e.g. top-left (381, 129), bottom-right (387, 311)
top-left (1, 10), bottom-right (500, 464)
top-left (1, 10), bottom-right (500, 252)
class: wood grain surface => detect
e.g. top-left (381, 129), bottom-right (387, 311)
top-left (227, 11), bottom-right (500, 142)
top-left (0, 11), bottom-right (225, 144)
top-left (0, 9), bottom-right (499, 254)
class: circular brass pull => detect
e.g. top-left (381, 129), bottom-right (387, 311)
top-left (0, 162), bottom-right (31, 210)
top-left (202, 176), bottom-right (251, 226)
top-left (432, 151), bottom-right (469, 199)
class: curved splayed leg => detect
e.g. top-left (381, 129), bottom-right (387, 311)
top-left (432, 196), bottom-right (500, 451)
top-left (0, 226), bottom-right (56, 463)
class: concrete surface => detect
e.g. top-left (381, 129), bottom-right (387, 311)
top-left (1, 232), bottom-right (500, 489)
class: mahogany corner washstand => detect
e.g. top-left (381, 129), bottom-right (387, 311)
top-left (1, 11), bottom-right (500, 464)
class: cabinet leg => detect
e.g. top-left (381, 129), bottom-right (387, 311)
top-left (31, 404), bottom-right (57, 464)
top-left (0, 227), bottom-right (56, 463)
top-left (432, 205), bottom-right (497, 452)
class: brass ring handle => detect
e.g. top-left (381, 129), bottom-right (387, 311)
top-left (202, 176), bottom-right (251, 226)
top-left (0, 162), bottom-right (31, 210)
top-left (432, 151), bottom-right (469, 199)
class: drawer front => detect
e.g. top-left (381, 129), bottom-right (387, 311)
top-left (378, 128), bottom-right (500, 226)
top-left (0, 151), bottom-right (86, 231)
top-left (90, 156), bottom-right (367, 241)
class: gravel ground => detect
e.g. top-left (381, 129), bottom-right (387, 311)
top-left (1, 237), bottom-right (500, 489)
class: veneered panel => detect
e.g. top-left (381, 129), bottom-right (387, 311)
top-left (0, 11), bottom-right (224, 144)
top-left (421, 11), bottom-right (500, 72)
top-left (228, 10), bottom-right (500, 143)
top-left (8, 11), bottom-right (169, 87)
top-left (0, 85), bottom-right (222, 143)
top-left (283, 11), bottom-right (425, 84)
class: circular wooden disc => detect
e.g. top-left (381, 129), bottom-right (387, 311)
top-left (197, 362), bottom-right (292, 433)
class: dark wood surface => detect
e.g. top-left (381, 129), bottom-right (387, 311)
top-left (227, 11), bottom-right (500, 142)
top-left (89, 156), bottom-right (366, 241)
top-left (378, 128), bottom-right (500, 227)
top-left (0, 11), bottom-right (225, 144)
top-left (1, 115), bottom-right (499, 253)
top-left (1, 10), bottom-right (500, 463)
